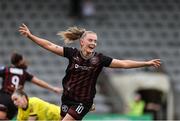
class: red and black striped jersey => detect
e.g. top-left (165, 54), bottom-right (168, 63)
top-left (0, 66), bottom-right (33, 94)
top-left (63, 47), bottom-right (112, 103)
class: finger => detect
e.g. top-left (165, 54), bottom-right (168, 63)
top-left (153, 59), bottom-right (160, 63)
top-left (153, 59), bottom-right (161, 64)
top-left (19, 29), bottom-right (27, 32)
top-left (19, 27), bottom-right (27, 31)
top-left (154, 65), bottom-right (159, 68)
top-left (19, 26), bottom-right (26, 29)
top-left (18, 29), bottom-right (26, 33)
top-left (154, 61), bottom-right (160, 65)
top-left (20, 32), bottom-right (27, 36)
top-left (21, 24), bottom-right (27, 30)
top-left (154, 60), bottom-right (161, 64)
top-left (19, 30), bottom-right (26, 33)
top-left (19, 31), bottom-right (25, 35)
top-left (155, 59), bottom-right (161, 62)
top-left (154, 59), bottom-right (160, 61)
top-left (156, 61), bottom-right (161, 65)
top-left (155, 64), bottom-right (160, 68)
top-left (22, 23), bottom-right (28, 30)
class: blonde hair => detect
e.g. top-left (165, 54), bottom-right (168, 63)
top-left (57, 26), bottom-right (96, 44)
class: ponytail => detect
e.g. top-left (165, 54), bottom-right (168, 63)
top-left (57, 26), bottom-right (86, 44)
top-left (57, 26), bottom-right (96, 44)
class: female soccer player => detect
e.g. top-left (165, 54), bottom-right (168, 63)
top-left (11, 87), bottom-right (61, 121)
top-left (19, 24), bottom-right (161, 121)
top-left (0, 52), bottom-right (62, 119)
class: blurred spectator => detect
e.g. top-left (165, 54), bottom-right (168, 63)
top-left (127, 93), bottom-right (145, 116)
top-left (82, 0), bottom-right (95, 17)
top-left (69, 0), bottom-right (95, 19)
top-left (69, 0), bottom-right (82, 19)
top-left (145, 102), bottom-right (161, 120)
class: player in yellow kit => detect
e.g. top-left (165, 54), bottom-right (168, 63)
top-left (11, 87), bottom-right (61, 121)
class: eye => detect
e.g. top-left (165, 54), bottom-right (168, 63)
top-left (88, 39), bottom-right (93, 42)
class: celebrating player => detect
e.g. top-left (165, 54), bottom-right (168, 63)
top-left (19, 24), bottom-right (161, 121)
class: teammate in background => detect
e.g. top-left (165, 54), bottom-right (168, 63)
top-left (0, 52), bottom-right (62, 119)
top-left (19, 24), bottom-right (161, 121)
top-left (0, 104), bottom-right (8, 120)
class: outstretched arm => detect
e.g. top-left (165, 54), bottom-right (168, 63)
top-left (31, 77), bottom-right (63, 94)
top-left (19, 23), bottom-right (63, 56)
top-left (109, 59), bottom-right (161, 69)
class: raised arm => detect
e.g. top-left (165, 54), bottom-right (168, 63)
top-left (19, 23), bottom-right (63, 56)
top-left (31, 76), bottom-right (63, 94)
top-left (109, 59), bottom-right (161, 69)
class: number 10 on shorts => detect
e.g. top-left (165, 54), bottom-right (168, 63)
top-left (75, 104), bottom-right (84, 114)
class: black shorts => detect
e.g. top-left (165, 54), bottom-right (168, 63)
top-left (0, 91), bottom-right (17, 119)
top-left (61, 95), bottom-right (93, 120)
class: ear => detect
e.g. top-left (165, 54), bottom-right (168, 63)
top-left (22, 96), bottom-right (27, 103)
top-left (80, 39), bottom-right (84, 46)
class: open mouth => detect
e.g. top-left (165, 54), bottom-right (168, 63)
top-left (88, 45), bottom-right (95, 49)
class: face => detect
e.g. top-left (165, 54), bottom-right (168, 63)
top-left (11, 94), bottom-right (27, 109)
top-left (80, 33), bottom-right (97, 54)
top-left (134, 94), bottom-right (141, 101)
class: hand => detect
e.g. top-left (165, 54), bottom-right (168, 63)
top-left (19, 23), bottom-right (31, 37)
top-left (147, 59), bottom-right (161, 68)
top-left (89, 104), bottom-right (96, 112)
top-left (52, 87), bottom-right (63, 94)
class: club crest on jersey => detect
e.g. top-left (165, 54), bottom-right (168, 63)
top-left (62, 105), bottom-right (68, 112)
top-left (90, 57), bottom-right (99, 65)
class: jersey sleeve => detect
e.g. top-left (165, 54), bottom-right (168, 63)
top-left (0, 66), bottom-right (5, 77)
top-left (25, 71), bottom-right (34, 82)
top-left (63, 47), bottom-right (76, 59)
top-left (101, 54), bottom-right (113, 67)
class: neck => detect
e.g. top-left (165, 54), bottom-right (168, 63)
top-left (80, 50), bottom-right (94, 60)
top-left (81, 50), bottom-right (90, 56)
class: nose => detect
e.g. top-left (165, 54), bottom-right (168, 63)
top-left (91, 41), bottom-right (97, 46)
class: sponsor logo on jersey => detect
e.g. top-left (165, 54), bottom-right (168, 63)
top-left (74, 64), bottom-right (92, 70)
top-left (10, 68), bottom-right (23, 75)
